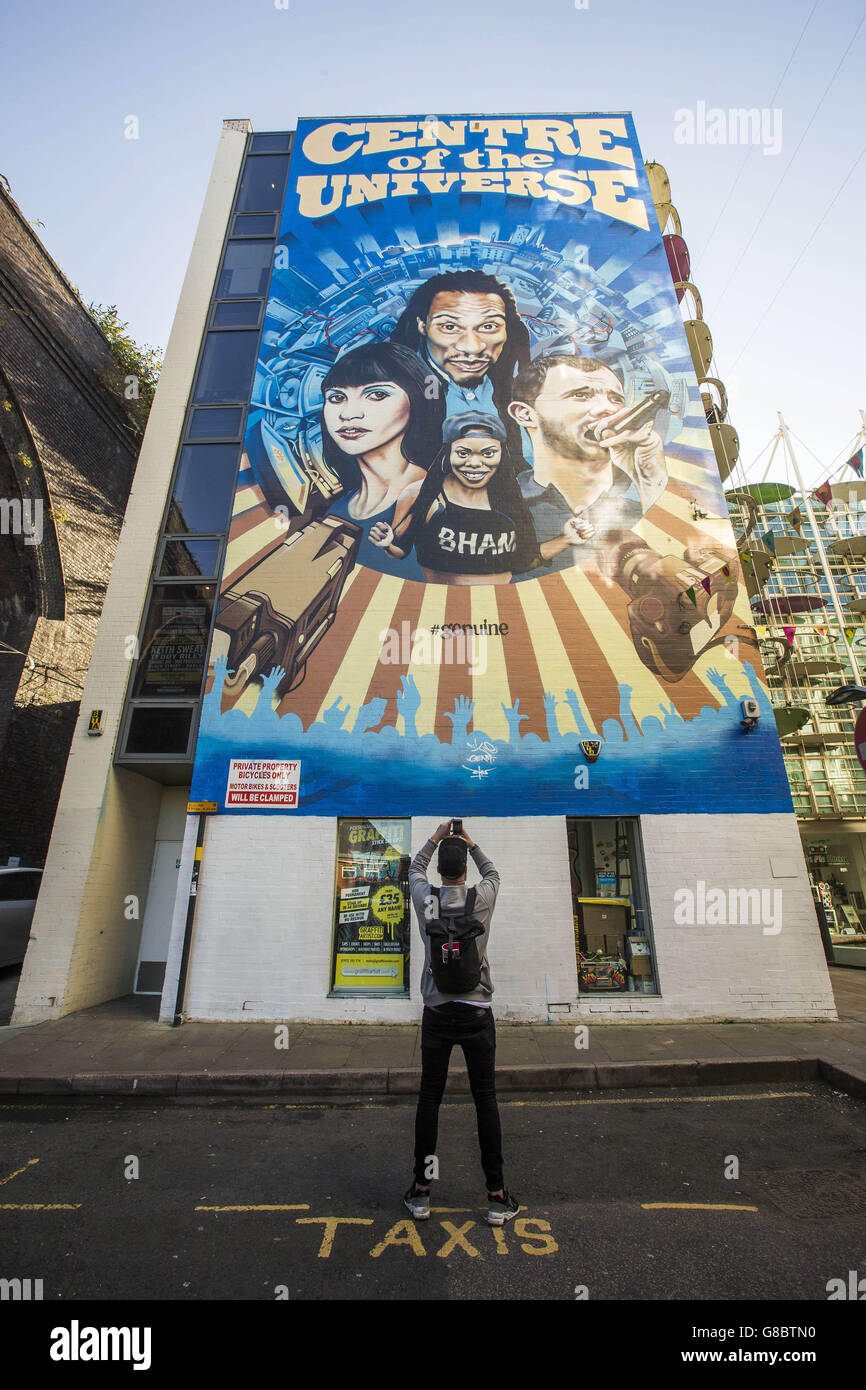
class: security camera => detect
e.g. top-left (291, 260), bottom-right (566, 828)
top-left (740, 696), bottom-right (760, 733)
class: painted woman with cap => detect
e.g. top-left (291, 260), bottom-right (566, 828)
top-left (369, 412), bottom-right (594, 585)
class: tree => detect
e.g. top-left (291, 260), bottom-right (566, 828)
top-left (88, 303), bottom-right (162, 434)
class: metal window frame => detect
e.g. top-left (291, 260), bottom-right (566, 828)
top-left (116, 129), bottom-right (293, 775)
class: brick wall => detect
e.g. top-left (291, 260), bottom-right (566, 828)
top-left (0, 185), bottom-right (140, 863)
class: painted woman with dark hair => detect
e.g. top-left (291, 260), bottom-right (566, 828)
top-left (369, 413), bottom-right (594, 586)
top-left (320, 342), bottom-right (445, 580)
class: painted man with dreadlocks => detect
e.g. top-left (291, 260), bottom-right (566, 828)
top-left (390, 270), bottom-right (529, 464)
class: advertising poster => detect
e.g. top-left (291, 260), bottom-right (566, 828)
top-left (330, 818), bottom-right (410, 995)
top-left (189, 113), bottom-right (792, 816)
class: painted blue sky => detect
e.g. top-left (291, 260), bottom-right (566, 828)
top-left (2, 0), bottom-right (864, 486)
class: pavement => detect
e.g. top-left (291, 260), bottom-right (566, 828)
top-left (0, 965), bottom-right (865, 1099)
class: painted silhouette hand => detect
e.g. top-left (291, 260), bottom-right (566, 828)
top-left (355, 697), bottom-right (387, 732)
top-left (502, 699), bottom-right (528, 737)
top-left (445, 695), bottom-right (474, 736)
top-left (322, 697), bottom-right (351, 729)
top-left (543, 691), bottom-right (558, 717)
top-left (705, 666), bottom-right (729, 691)
top-left (260, 666), bottom-right (286, 697)
top-left (396, 674), bottom-right (421, 718)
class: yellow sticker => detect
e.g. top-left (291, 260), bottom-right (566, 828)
top-left (371, 884), bottom-right (404, 928)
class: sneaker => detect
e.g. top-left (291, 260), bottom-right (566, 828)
top-left (404, 1183), bottom-right (430, 1220)
top-left (485, 1189), bottom-right (520, 1225)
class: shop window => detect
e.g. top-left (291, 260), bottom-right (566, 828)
top-left (217, 241), bottom-right (273, 298)
top-left (165, 444), bottom-right (240, 534)
top-left (567, 817), bottom-right (658, 995)
top-left (328, 818), bottom-right (411, 998)
top-left (193, 332), bottom-right (258, 404)
top-left (132, 585), bottom-right (215, 700)
top-left (236, 155), bottom-right (289, 212)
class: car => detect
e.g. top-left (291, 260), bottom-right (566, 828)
top-left (0, 868), bottom-right (42, 968)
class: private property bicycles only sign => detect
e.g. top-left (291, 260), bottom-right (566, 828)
top-left (226, 760), bottom-right (301, 807)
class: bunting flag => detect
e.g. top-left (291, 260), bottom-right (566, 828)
top-left (700, 575), bottom-right (712, 595)
top-left (845, 627), bottom-right (857, 643)
top-left (740, 550), bottom-right (753, 568)
top-left (761, 530), bottom-right (776, 553)
top-left (721, 563), bottom-right (732, 577)
top-left (684, 586), bottom-right (697, 606)
top-left (755, 625), bottom-right (768, 639)
top-left (813, 482), bottom-right (833, 506)
top-left (846, 447), bottom-right (864, 477)
top-left (783, 626), bottom-right (796, 646)
top-left (815, 625), bottom-right (827, 639)
top-left (787, 508), bottom-right (803, 533)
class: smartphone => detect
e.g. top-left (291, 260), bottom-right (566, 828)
top-left (451, 818), bottom-right (463, 835)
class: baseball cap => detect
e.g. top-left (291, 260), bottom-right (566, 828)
top-left (442, 411), bottom-right (507, 446)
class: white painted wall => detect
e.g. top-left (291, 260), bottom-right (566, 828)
top-left (169, 810), bottom-right (836, 1023)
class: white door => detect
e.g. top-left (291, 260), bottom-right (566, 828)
top-left (135, 840), bottom-right (183, 993)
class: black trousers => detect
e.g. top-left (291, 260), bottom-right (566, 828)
top-left (413, 1002), bottom-right (504, 1192)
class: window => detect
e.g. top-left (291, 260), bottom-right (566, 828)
top-left (236, 155), bottom-right (289, 211)
top-left (193, 332), bottom-right (258, 404)
top-left (217, 241), bottom-right (273, 299)
top-left (233, 213), bottom-right (278, 236)
top-left (132, 585), bottom-right (215, 699)
top-left (159, 539), bottom-right (221, 579)
top-left (250, 133), bottom-right (291, 153)
top-left (166, 444), bottom-right (241, 534)
top-left (125, 707), bottom-right (194, 757)
top-left (187, 407), bottom-right (243, 441)
top-left (567, 817), bottom-right (658, 994)
top-left (329, 819), bottom-right (411, 997)
top-left (212, 301), bottom-right (261, 329)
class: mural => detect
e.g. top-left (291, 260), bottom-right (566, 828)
top-left (189, 114), bottom-right (793, 816)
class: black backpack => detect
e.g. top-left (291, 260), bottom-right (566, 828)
top-left (425, 887), bottom-right (485, 994)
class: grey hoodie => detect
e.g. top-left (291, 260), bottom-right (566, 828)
top-left (409, 839), bottom-right (500, 1008)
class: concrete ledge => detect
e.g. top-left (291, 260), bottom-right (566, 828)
top-left (817, 1059), bottom-right (866, 1101)
top-left (594, 1061), bottom-right (701, 1089)
top-left (695, 1057), bottom-right (819, 1086)
top-left (278, 1069), bottom-right (389, 1094)
top-left (18, 1076), bottom-right (73, 1093)
top-left (498, 1064), bottom-right (597, 1090)
top-left (0, 1054), bottom-right (860, 1098)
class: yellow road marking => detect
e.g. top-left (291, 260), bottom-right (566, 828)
top-left (195, 1203), bottom-right (311, 1212)
top-left (642, 1203), bottom-right (758, 1212)
top-left (0, 1203), bottom-right (81, 1210)
top-left (0, 1158), bottom-right (39, 1186)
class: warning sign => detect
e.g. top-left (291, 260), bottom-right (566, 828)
top-left (226, 760), bottom-right (300, 807)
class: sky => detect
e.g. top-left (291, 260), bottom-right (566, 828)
top-left (2, 0), bottom-right (864, 488)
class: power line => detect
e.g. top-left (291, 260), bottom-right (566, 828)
top-left (695, 0), bottom-right (820, 269)
top-left (707, 8), bottom-right (865, 318)
top-left (730, 139), bottom-right (865, 367)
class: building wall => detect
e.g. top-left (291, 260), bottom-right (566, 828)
top-left (11, 121), bottom-right (251, 1024)
top-left (162, 810), bottom-right (835, 1023)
